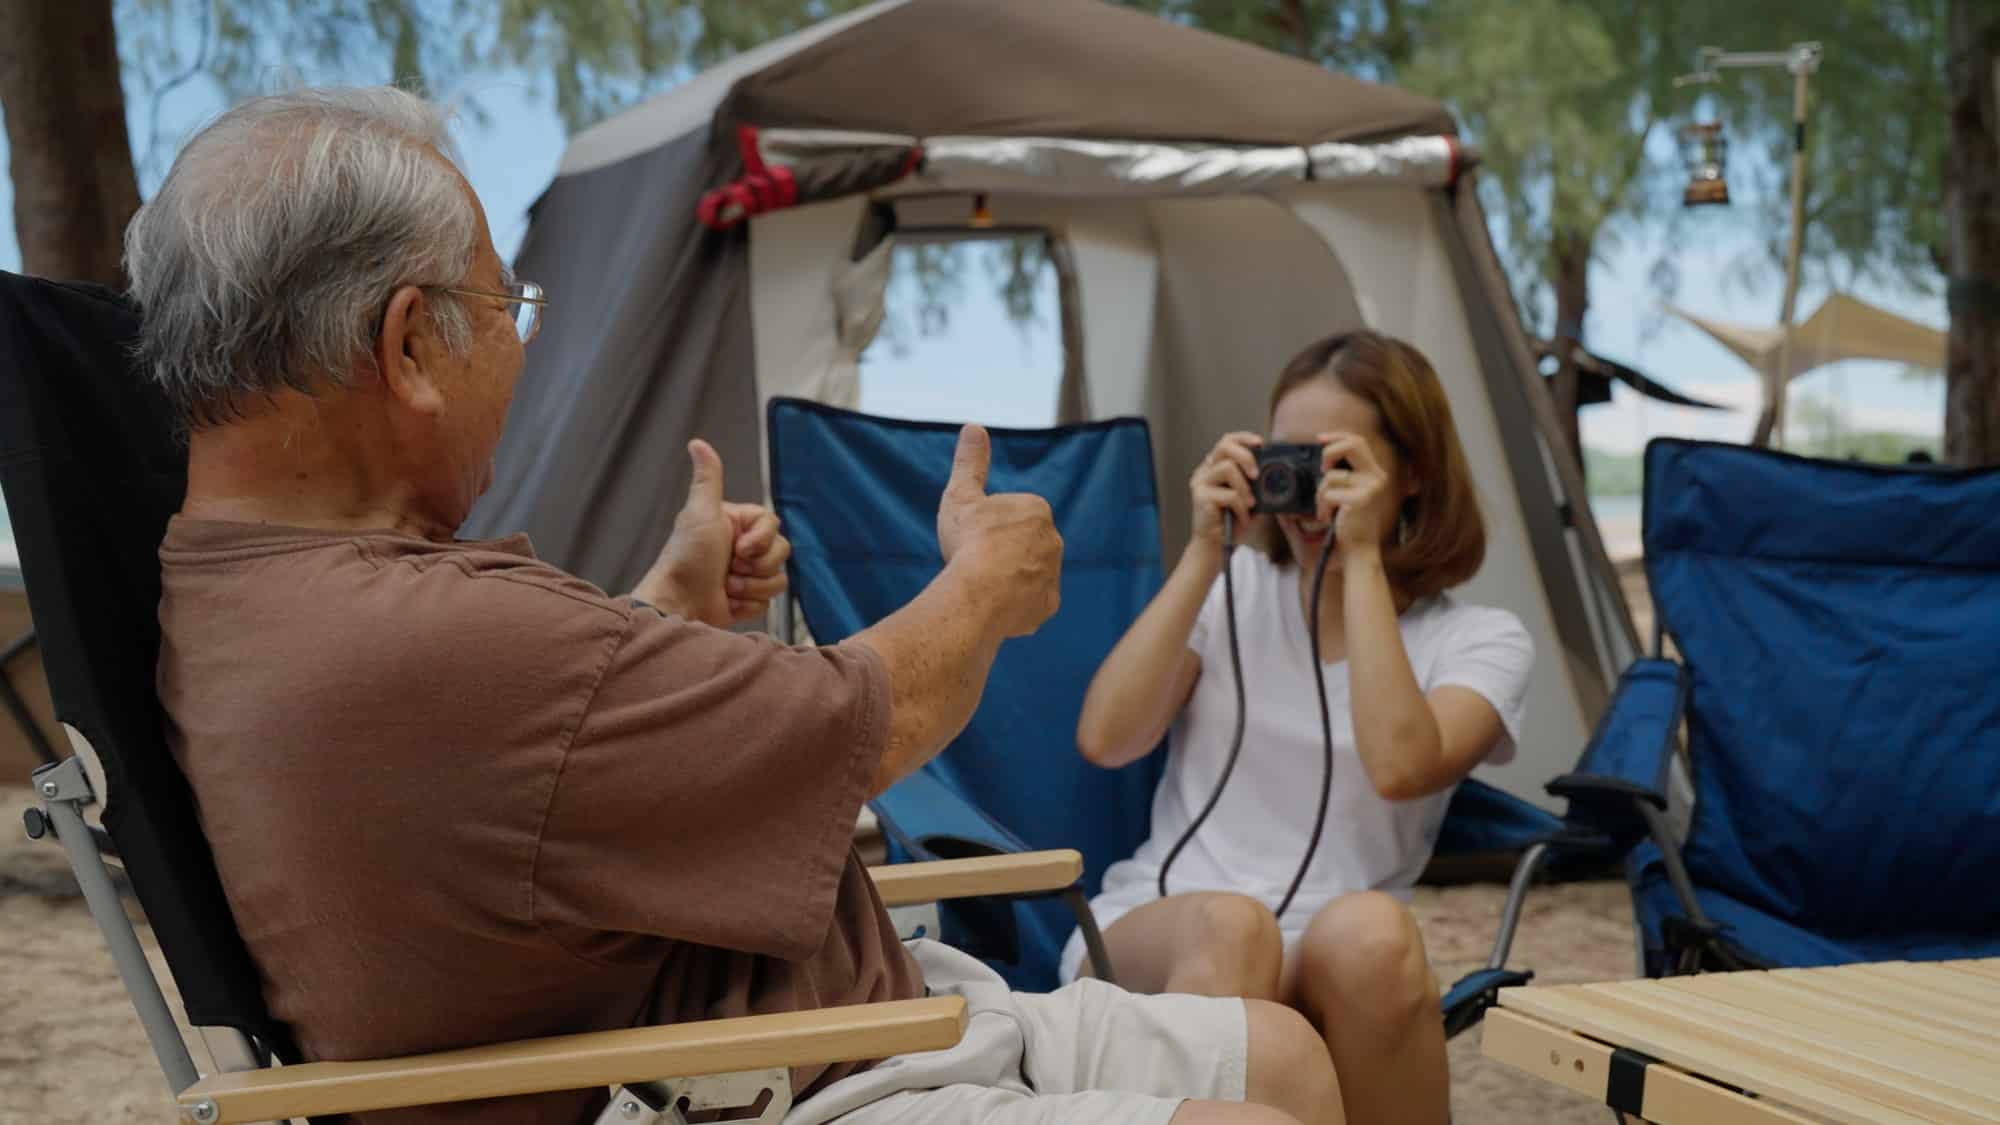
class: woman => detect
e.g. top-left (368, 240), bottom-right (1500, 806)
top-left (1071, 331), bottom-right (1533, 1125)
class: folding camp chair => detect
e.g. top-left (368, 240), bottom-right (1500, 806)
top-left (1, 270), bottom-right (1108, 1123)
top-left (765, 398), bottom-right (1610, 1035)
top-left (1518, 438), bottom-right (2000, 980)
top-left (767, 399), bottom-right (1164, 995)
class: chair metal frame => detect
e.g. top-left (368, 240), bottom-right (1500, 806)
top-left (25, 727), bottom-right (1083, 1124)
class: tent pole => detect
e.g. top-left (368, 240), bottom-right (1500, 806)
top-left (1752, 46), bottom-right (1820, 449)
top-left (1440, 188), bottom-right (1636, 705)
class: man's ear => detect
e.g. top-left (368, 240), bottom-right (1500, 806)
top-left (375, 285), bottom-right (446, 416)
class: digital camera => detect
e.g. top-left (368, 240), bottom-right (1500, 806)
top-left (1252, 443), bottom-right (1325, 515)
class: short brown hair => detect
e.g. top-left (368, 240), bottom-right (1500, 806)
top-left (1258, 331), bottom-right (1485, 600)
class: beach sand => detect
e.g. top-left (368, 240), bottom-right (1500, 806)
top-left (1, 783), bottom-right (1635, 1124)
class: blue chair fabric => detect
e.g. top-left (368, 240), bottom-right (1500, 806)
top-left (1545, 658), bottom-right (1683, 851)
top-left (1434, 777), bottom-right (1562, 858)
top-left (1628, 438), bottom-right (2000, 972)
top-left (1440, 967), bottom-right (1533, 1038)
top-left (1628, 841), bottom-right (2000, 974)
top-left (768, 399), bottom-right (1166, 991)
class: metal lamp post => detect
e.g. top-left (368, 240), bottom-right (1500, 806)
top-left (1675, 42), bottom-right (1824, 448)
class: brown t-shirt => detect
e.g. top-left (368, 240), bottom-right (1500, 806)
top-left (157, 517), bottom-right (924, 1124)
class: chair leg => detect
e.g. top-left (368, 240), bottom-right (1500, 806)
top-left (598, 1068), bottom-right (792, 1124)
top-left (34, 756), bottom-right (202, 1094)
top-left (1486, 841), bottom-right (1554, 971)
top-left (1062, 885), bottom-right (1116, 987)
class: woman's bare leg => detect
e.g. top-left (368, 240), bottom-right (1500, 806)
top-left (1281, 891), bottom-right (1448, 1125)
top-left (1087, 891), bottom-right (1284, 1000)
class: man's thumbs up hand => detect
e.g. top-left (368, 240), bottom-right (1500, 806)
top-left (631, 440), bottom-right (790, 628)
top-left (934, 425), bottom-right (1063, 638)
top-left (937, 424), bottom-right (991, 564)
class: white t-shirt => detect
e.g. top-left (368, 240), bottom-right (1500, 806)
top-left (1061, 548), bottom-right (1533, 980)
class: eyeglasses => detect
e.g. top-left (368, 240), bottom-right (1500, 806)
top-left (440, 280), bottom-right (547, 343)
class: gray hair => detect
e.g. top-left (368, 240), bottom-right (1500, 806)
top-left (124, 86), bottom-right (478, 428)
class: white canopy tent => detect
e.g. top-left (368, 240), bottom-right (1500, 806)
top-left (1667, 292), bottom-right (1947, 382)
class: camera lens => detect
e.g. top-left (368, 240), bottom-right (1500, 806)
top-left (1257, 462), bottom-right (1296, 506)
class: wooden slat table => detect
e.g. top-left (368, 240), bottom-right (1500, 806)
top-left (1481, 959), bottom-right (2000, 1124)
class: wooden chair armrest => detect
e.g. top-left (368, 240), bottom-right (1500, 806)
top-left (867, 849), bottom-right (1083, 908)
top-left (175, 996), bottom-right (967, 1124)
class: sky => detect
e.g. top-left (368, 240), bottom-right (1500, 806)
top-left (0, 32), bottom-right (1950, 470)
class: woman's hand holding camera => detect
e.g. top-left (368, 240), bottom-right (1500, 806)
top-left (1316, 433), bottom-right (1398, 558)
top-left (1189, 432), bottom-right (1263, 555)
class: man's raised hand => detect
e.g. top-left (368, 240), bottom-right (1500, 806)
top-left (935, 424), bottom-right (1063, 638)
top-left (631, 439), bottom-right (789, 628)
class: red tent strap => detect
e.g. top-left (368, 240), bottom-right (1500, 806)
top-left (698, 128), bottom-right (799, 230)
top-left (698, 126), bottom-right (913, 230)
top-left (738, 124), bottom-right (769, 174)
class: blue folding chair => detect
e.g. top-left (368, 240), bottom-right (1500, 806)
top-left (767, 398), bottom-right (1599, 1033)
top-left (1536, 438), bottom-right (2000, 977)
top-left (768, 398), bottom-right (1165, 992)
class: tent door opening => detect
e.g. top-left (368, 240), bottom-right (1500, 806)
top-left (855, 223), bottom-right (1083, 429)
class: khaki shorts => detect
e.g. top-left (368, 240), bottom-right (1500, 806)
top-left (789, 940), bottom-right (1249, 1125)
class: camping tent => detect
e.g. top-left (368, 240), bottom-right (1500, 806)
top-left (464, 0), bottom-right (1637, 810)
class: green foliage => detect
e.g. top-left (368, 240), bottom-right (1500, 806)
top-left (1117, 0), bottom-right (1411, 75)
top-left (1787, 392), bottom-right (1941, 462)
top-left (116, 0), bottom-right (877, 156)
top-left (1583, 445), bottom-right (1645, 495)
top-left (490, 0), bottom-right (878, 130)
top-left (1398, 0), bottom-right (1691, 330)
top-left (1584, 412), bottom-right (1935, 499)
top-left (1795, 428), bottom-right (1941, 463)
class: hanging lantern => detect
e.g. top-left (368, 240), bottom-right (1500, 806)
top-left (1679, 122), bottom-right (1730, 207)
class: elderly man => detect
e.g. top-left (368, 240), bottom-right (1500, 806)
top-left (128, 87), bottom-right (1341, 1125)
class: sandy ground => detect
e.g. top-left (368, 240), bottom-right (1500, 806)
top-left (0, 784), bottom-right (1634, 1125)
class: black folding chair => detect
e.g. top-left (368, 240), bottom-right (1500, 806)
top-left (2, 269), bottom-right (1065, 1123)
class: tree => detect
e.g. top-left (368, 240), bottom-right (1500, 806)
top-left (1943, 0), bottom-right (1999, 464)
top-left (0, 0), bottom-right (142, 287)
top-left (1398, 0), bottom-right (1691, 469)
top-left (2, 1), bottom-right (870, 290)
